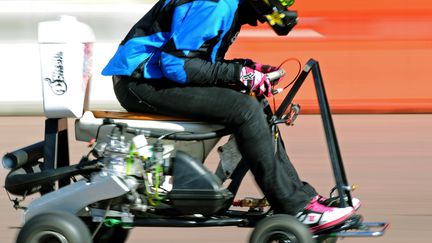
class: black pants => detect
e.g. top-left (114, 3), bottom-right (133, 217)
top-left (113, 76), bottom-right (316, 215)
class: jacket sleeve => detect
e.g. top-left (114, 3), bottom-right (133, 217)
top-left (160, 0), bottom-right (241, 85)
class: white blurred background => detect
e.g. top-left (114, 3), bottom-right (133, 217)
top-left (0, 0), bottom-right (158, 115)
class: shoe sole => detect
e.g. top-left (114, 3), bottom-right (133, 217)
top-left (309, 210), bottom-right (355, 233)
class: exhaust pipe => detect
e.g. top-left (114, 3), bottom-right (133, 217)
top-left (2, 141), bottom-right (44, 170)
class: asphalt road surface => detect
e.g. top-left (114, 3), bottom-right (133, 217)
top-left (0, 114), bottom-right (431, 243)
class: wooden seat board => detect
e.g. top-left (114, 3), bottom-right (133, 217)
top-left (90, 110), bottom-right (193, 122)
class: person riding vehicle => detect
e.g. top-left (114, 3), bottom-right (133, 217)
top-left (102, 0), bottom-right (359, 232)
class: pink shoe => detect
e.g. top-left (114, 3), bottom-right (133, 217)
top-left (318, 195), bottom-right (362, 211)
top-left (296, 196), bottom-right (355, 232)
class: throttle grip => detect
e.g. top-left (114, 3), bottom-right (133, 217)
top-left (267, 69), bottom-right (286, 82)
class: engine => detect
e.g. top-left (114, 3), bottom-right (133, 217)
top-left (88, 123), bottom-right (232, 218)
top-left (90, 128), bottom-right (174, 215)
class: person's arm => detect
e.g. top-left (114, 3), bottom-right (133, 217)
top-left (160, 0), bottom-right (240, 85)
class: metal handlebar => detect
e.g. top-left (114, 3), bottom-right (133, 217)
top-left (267, 69), bottom-right (286, 82)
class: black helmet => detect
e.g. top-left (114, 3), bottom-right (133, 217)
top-left (246, 0), bottom-right (298, 36)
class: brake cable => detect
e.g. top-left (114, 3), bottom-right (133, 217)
top-left (271, 57), bottom-right (302, 111)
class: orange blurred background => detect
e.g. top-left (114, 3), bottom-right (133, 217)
top-left (227, 0), bottom-right (432, 113)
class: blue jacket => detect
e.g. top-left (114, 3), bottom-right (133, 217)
top-left (102, 0), bottom-right (257, 85)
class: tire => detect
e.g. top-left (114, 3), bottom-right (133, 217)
top-left (91, 225), bottom-right (130, 243)
top-left (249, 214), bottom-right (314, 243)
top-left (16, 211), bottom-right (92, 243)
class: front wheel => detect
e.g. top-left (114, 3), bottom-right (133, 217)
top-left (249, 214), bottom-right (314, 243)
top-left (16, 211), bottom-right (92, 243)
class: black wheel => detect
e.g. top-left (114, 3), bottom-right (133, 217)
top-left (249, 214), bottom-right (314, 243)
top-left (16, 211), bottom-right (92, 243)
top-left (91, 225), bottom-right (130, 243)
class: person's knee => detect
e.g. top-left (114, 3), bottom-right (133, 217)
top-left (230, 96), bottom-right (263, 125)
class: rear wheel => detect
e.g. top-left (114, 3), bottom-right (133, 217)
top-left (16, 211), bottom-right (92, 243)
top-left (249, 214), bottom-right (314, 243)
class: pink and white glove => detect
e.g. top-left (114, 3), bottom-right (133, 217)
top-left (239, 66), bottom-right (272, 97)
